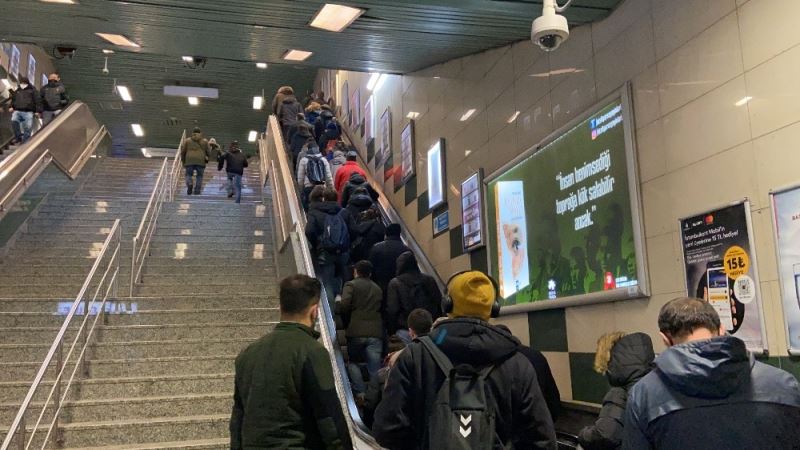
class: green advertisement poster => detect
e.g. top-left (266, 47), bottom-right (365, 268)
top-left (487, 94), bottom-right (645, 309)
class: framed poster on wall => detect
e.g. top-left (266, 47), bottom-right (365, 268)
top-left (461, 170), bottom-right (485, 252)
top-left (485, 85), bottom-right (648, 313)
top-left (377, 107), bottom-right (391, 170)
top-left (41, 73), bottom-right (48, 89)
top-left (770, 184), bottom-right (800, 355)
top-left (9, 45), bottom-right (20, 79)
top-left (342, 80), bottom-right (349, 123)
top-left (427, 138), bottom-right (446, 210)
top-left (679, 200), bottom-right (768, 353)
top-left (350, 88), bottom-right (361, 131)
top-left (27, 54), bottom-right (36, 85)
top-left (364, 95), bottom-right (374, 147)
top-left (400, 120), bottom-right (415, 185)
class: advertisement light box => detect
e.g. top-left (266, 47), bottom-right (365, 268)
top-left (428, 139), bottom-right (446, 210)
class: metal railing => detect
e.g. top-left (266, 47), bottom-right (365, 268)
top-left (168, 130), bottom-right (186, 201)
top-left (260, 116), bottom-right (380, 449)
top-left (1, 219), bottom-right (122, 450)
top-left (130, 157), bottom-right (170, 296)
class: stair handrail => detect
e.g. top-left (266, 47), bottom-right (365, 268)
top-left (130, 157), bottom-right (170, 296)
top-left (261, 115), bottom-right (381, 449)
top-left (168, 130), bottom-right (186, 201)
top-left (1, 219), bottom-right (122, 450)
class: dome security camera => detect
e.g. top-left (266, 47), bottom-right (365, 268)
top-left (531, 0), bottom-right (572, 52)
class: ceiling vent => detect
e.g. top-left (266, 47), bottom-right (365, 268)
top-left (98, 101), bottom-right (124, 111)
top-left (162, 117), bottom-right (181, 126)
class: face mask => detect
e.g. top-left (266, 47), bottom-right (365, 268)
top-left (20, 83), bottom-right (28, 89)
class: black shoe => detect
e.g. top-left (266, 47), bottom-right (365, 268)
top-left (187, 186), bottom-right (193, 195)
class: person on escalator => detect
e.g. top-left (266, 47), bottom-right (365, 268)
top-left (314, 105), bottom-right (336, 140)
top-left (329, 149), bottom-right (347, 180)
top-left (348, 207), bottom-right (385, 265)
top-left (575, 332), bottom-right (654, 450)
top-left (230, 274), bottom-right (352, 450)
top-left (218, 140), bottom-right (248, 203)
top-left (297, 143), bottom-right (333, 211)
top-left (277, 87), bottom-right (303, 141)
top-left (368, 224), bottom-right (409, 306)
top-left (180, 127), bottom-right (212, 195)
top-left (305, 102), bottom-right (322, 128)
top-left (340, 172), bottom-right (378, 209)
top-left (289, 114), bottom-right (314, 170)
top-left (9, 76), bottom-right (41, 145)
top-left (334, 151), bottom-right (366, 197)
top-left (40, 73), bottom-right (69, 126)
top-left (385, 251), bottom-right (442, 344)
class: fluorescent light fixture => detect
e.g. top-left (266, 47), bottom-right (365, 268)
top-left (374, 74), bottom-right (388, 91)
top-left (41, 0), bottom-right (77, 3)
top-left (407, 112), bottom-right (420, 119)
top-left (131, 124), bottom-right (144, 137)
top-left (283, 49), bottom-right (313, 61)
top-left (248, 131), bottom-right (258, 142)
top-left (182, 56), bottom-right (194, 63)
top-left (507, 111), bottom-right (521, 123)
top-left (163, 86), bottom-right (218, 99)
top-left (188, 96), bottom-right (199, 105)
top-left (310, 3), bottom-right (365, 32)
top-left (367, 73), bottom-right (381, 91)
top-left (256, 62), bottom-right (268, 69)
top-left (141, 148), bottom-right (149, 157)
top-left (102, 49), bottom-right (114, 54)
top-left (253, 96), bottom-right (264, 110)
top-left (460, 108), bottom-right (477, 122)
top-left (117, 85), bottom-right (132, 102)
top-left (735, 96), bottom-right (753, 107)
top-left (95, 33), bottom-right (140, 48)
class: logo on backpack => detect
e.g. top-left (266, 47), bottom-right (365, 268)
top-left (306, 156), bottom-right (327, 185)
top-left (321, 211), bottom-right (350, 253)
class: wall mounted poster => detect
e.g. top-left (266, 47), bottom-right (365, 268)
top-left (486, 88), bottom-right (648, 311)
top-left (427, 139), bottom-right (446, 210)
top-left (9, 45), bottom-right (20, 79)
top-left (377, 108), bottom-right (391, 172)
top-left (27, 54), bottom-right (36, 86)
top-left (400, 121), bottom-right (415, 185)
top-left (350, 88), bottom-right (360, 130)
top-left (364, 95), bottom-right (374, 148)
top-left (679, 201), bottom-right (767, 353)
top-left (771, 185), bottom-right (800, 354)
top-left (41, 73), bottom-right (48, 90)
top-left (462, 170), bottom-right (485, 252)
top-left (342, 80), bottom-right (349, 123)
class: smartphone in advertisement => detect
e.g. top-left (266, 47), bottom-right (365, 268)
top-left (707, 266), bottom-right (734, 330)
top-left (794, 263), bottom-right (800, 310)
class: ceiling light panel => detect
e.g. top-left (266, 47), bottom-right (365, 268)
top-left (310, 4), bottom-right (365, 32)
top-left (131, 124), bottom-right (144, 136)
top-left (41, 0), bottom-right (77, 3)
top-left (253, 96), bottom-right (264, 110)
top-left (248, 131), bottom-right (258, 142)
top-left (95, 33), bottom-right (140, 48)
top-left (283, 49), bottom-right (313, 61)
top-left (117, 85), bottom-right (132, 102)
top-left (460, 109), bottom-right (477, 122)
top-left (182, 56), bottom-right (194, 62)
top-left (256, 62), bottom-right (268, 69)
top-left (188, 97), bottom-right (199, 105)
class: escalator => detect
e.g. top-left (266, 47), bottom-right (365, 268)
top-left (260, 115), bottom-right (596, 449)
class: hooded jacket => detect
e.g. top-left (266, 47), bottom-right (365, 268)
top-left (329, 151), bottom-right (347, 180)
top-left (578, 333), bottom-right (654, 450)
top-left (373, 318), bottom-right (557, 449)
top-left (304, 201), bottom-right (356, 257)
top-left (218, 147), bottom-right (249, 175)
top-left (385, 252), bottom-right (442, 335)
top-left (339, 276), bottom-right (383, 339)
top-left (334, 161), bottom-right (367, 196)
top-left (624, 335), bottom-right (800, 450)
top-left (180, 131), bottom-right (211, 167)
top-left (41, 80), bottom-right (68, 111)
top-left (278, 96), bottom-right (304, 127)
top-left (11, 84), bottom-right (41, 112)
top-left (271, 86), bottom-right (293, 115)
top-left (297, 147), bottom-right (333, 189)
top-left (340, 173), bottom-right (378, 209)
top-left (368, 236), bottom-right (410, 298)
top-left (314, 110), bottom-right (335, 140)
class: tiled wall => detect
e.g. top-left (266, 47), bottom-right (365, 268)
top-left (323, 0), bottom-right (800, 403)
top-left (0, 44), bottom-right (57, 89)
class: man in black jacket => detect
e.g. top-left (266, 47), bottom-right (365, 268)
top-left (624, 297), bottom-right (800, 449)
top-left (9, 77), bottom-right (41, 144)
top-left (373, 270), bottom-right (557, 450)
top-left (368, 224), bottom-right (409, 304)
top-left (385, 251), bottom-right (442, 343)
top-left (40, 73), bottom-right (68, 126)
top-left (218, 140), bottom-right (248, 203)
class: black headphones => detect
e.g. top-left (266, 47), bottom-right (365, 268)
top-left (441, 270), bottom-right (502, 319)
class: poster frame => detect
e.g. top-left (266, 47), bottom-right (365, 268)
top-left (9, 45), bottom-right (20, 79)
top-left (364, 94), bottom-right (374, 148)
top-left (400, 120), bottom-right (415, 186)
top-left (677, 198), bottom-right (769, 355)
top-left (378, 107), bottom-right (391, 171)
top-left (350, 88), bottom-right (361, 131)
top-left (485, 83), bottom-right (649, 314)
top-left (461, 169), bottom-right (486, 252)
top-left (342, 80), bottom-right (349, 124)
top-left (769, 182), bottom-right (800, 356)
top-left (427, 138), bottom-right (447, 211)
top-left (27, 54), bottom-right (36, 87)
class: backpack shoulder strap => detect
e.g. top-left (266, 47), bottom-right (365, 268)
top-left (419, 336), bottom-right (453, 375)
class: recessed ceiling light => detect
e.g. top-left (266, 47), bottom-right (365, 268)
top-left (188, 96), bottom-right (199, 105)
top-left (248, 131), bottom-right (258, 142)
top-left (283, 49), bottom-right (313, 61)
top-left (116, 85), bottom-right (132, 102)
top-left (253, 96), bottom-right (264, 110)
top-left (256, 62), bottom-right (268, 69)
top-left (367, 73), bottom-right (380, 90)
top-left (460, 109), bottom-right (477, 122)
top-left (95, 33), bottom-right (140, 48)
top-left (141, 148), bottom-right (150, 157)
top-left (182, 56), bottom-right (194, 63)
top-left (41, 0), bottom-right (77, 3)
top-left (507, 111), bottom-right (521, 123)
top-left (407, 112), bottom-right (420, 119)
top-left (310, 3), bottom-right (365, 32)
top-left (131, 124), bottom-right (144, 137)
top-left (735, 96), bottom-right (753, 107)
top-left (102, 49), bottom-right (114, 54)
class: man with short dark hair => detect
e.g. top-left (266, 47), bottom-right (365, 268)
top-left (40, 72), bottom-right (68, 126)
top-left (407, 308), bottom-right (433, 339)
top-left (334, 151), bottom-right (366, 195)
top-left (368, 224), bottom-right (410, 304)
top-left (9, 76), bottom-right (41, 144)
top-left (624, 297), bottom-right (800, 449)
top-left (180, 127), bottom-right (211, 195)
top-left (230, 274), bottom-right (352, 450)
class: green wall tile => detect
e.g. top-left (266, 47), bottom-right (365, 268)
top-left (366, 138), bottom-right (375, 162)
top-left (570, 352), bottom-right (610, 404)
top-left (417, 191), bottom-right (430, 221)
top-left (450, 225), bottom-right (464, 259)
top-left (470, 247), bottom-right (489, 273)
top-left (528, 308), bottom-right (568, 352)
top-left (404, 175), bottom-right (417, 206)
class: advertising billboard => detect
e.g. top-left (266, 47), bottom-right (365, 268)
top-left (771, 184), bottom-right (800, 355)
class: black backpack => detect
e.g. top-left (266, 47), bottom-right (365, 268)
top-left (320, 211), bottom-right (350, 253)
top-left (305, 156), bottom-right (326, 185)
top-left (419, 336), bottom-right (500, 449)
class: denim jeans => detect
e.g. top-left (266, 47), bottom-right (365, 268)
top-left (227, 173), bottom-right (242, 203)
top-left (314, 251), bottom-right (349, 308)
top-left (11, 111), bottom-right (34, 143)
top-left (185, 165), bottom-right (205, 194)
top-left (42, 110), bottom-right (61, 127)
top-left (347, 337), bottom-right (383, 379)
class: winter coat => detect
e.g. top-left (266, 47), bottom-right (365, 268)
top-left (339, 276), bottom-right (383, 339)
top-left (329, 151), bottom-right (347, 180)
top-left (289, 120), bottom-right (314, 147)
top-left (385, 252), bottom-right (442, 335)
top-left (318, 120), bottom-right (342, 150)
top-left (297, 149), bottom-right (333, 189)
top-left (11, 84), bottom-right (41, 112)
top-left (334, 161), bottom-right (366, 195)
top-left (624, 335), bottom-right (800, 450)
top-left (278, 96), bottom-right (303, 127)
top-left (314, 110), bottom-right (335, 140)
top-left (304, 201), bottom-right (356, 257)
top-left (517, 345), bottom-right (561, 423)
top-left (348, 213), bottom-right (385, 263)
top-left (340, 173), bottom-right (378, 209)
top-left (306, 109), bottom-right (321, 127)
top-left (271, 86), bottom-right (293, 115)
top-left (230, 322), bottom-right (351, 450)
top-left (578, 333), bottom-right (654, 450)
top-left (368, 236), bottom-right (410, 297)
top-left (218, 149), bottom-right (248, 175)
top-left (180, 132), bottom-right (211, 167)
top-left (373, 318), bottom-right (557, 450)
top-left (40, 80), bottom-right (68, 111)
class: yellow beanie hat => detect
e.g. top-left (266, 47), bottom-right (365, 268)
top-left (448, 271), bottom-right (496, 321)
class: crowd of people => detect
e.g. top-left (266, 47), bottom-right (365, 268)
top-left (179, 127), bottom-right (248, 202)
top-left (4, 72), bottom-right (69, 146)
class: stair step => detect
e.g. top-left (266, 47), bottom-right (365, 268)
top-left (0, 308), bottom-right (278, 327)
top-left (135, 284), bottom-right (274, 296)
top-left (0, 295), bottom-right (278, 312)
top-left (65, 437), bottom-right (228, 450)
top-left (60, 414), bottom-right (229, 448)
top-left (89, 355), bottom-right (236, 378)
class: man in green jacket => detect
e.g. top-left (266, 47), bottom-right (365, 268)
top-left (180, 127), bottom-right (211, 195)
top-left (230, 274), bottom-right (353, 450)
